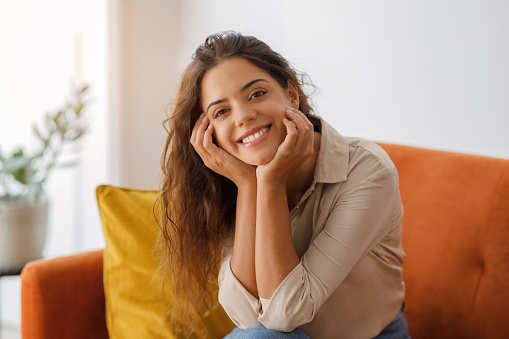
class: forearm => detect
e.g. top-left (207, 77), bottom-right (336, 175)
top-left (230, 178), bottom-right (258, 298)
top-left (255, 181), bottom-right (299, 298)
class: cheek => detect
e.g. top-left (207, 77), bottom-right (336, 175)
top-left (211, 123), bottom-right (231, 149)
top-left (274, 121), bottom-right (288, 143)
top-left (267, 102), bottom-right (288, 121)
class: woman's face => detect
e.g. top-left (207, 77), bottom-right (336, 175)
top-left (200, 57), bottom-right (299, 166)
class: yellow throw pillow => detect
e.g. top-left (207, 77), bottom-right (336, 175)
top-left (96, 185), bottom-right (235, 338)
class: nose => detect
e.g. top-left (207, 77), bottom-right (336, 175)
top-left (234, 106), bottom-right (257, 127)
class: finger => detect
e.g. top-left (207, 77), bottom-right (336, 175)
top-left (191, 114), bottom-right (209, 149)
top-left (190, 113), bottom-right (205, 142)
top-left (191, 116), bottom-right (215, 164)
top-left (287, 107), bottom-right (313, 131)
top-left (286, 110), bottom-right (305, 131)
top-left (203, 124), bottom-right (234, 163)
top-left (287, 108), bottom-right (315, 158)
top-left (200, 124), bottom-right (221, 169)
top-left (282, 117), bottom-right (299, 146)
top-left (288, 107), bottom-right (314, 136)
top-left (203, 123), bottom-right (217, 154)
top-left (191, 118), bottom-right (202, 148)
top-left (288, 106), bottom-right (307, 118)
top-left (286, 108), bottom-right (311, 147)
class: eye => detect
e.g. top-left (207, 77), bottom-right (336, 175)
top-left (214, 108), bottom-right (230, 119)
top-left (249, 90), bottom-right (266, 100)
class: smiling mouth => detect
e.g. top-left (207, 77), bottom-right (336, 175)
top-left (239, 125), bottom-right (271, 144)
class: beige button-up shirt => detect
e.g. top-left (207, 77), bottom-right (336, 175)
top-left (218, 117), bottom-right (406, 339)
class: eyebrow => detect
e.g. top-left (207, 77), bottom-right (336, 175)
top-left (240, 78), bottom-right (268, 93)
top-left (206, 78), bottom-right (269, 113)
top-left (206, 98), bottom-right (227, 114)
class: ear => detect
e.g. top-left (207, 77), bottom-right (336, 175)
top-left (286, 80), bottom-right (300, 109)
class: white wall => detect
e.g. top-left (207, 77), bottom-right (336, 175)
top-left (111, 0), bottom-right (182, 189)
top-left (113, 0), bottom-right (508, 192)
top-left (175, 0), bottom-right (509, 159)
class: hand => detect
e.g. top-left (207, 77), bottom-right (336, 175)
top-left (190, 114), bottom-right (256, 187)
top-left (256, 107), bottom-right (315, 185)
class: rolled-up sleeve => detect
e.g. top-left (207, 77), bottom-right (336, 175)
top-left (257, 167), bottom-right (400, 331)
top-left (218, 252), bottom-right (263, 328)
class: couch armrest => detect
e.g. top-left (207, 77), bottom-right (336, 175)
top-left (21, 249), bottom-right (108, 339)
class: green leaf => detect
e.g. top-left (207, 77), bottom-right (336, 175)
top-left (45, 112), bottom-right (56, 130)
top-left (74, 102), bottom-right (84, 115)
top-left (12, 166), bottom-right (28, 185)
top-left (1, 82), bottom-right (91, 196)
top-left (70, 127), bottom-right (87, 141)
top-left (33, 123), bottom-right (46, 142)
top-left (44, 132), bottom-right (52, 147)
top-left (53, 114), bottom-right (66, 134)
top-left (0, 156), bottom-right (30, 174)
top-left (79, 85), bottom-right (89, 94)
top-left (12, 148), bottom-right (24, 157)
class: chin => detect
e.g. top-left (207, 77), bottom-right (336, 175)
top-left (249, 160), bottom-right (269, 166)
top-left (243, 152), bottom-right (276, 166)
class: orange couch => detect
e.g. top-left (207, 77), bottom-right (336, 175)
top-left (21, 143), bottom-right (509, 338)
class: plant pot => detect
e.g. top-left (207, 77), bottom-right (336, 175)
top-left (0, 198), bottom-right (48, 271)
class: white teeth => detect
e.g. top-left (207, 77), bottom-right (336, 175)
top-left (242, 126), bottom-right (268, 144)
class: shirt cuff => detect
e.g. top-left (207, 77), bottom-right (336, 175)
top-left (218, 257), bottom-right (263, 328)
top-left (258, 262), bottom-right (314, 331)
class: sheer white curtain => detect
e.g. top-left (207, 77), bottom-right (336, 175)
top-left (0, 0), bottom-right (109, 330)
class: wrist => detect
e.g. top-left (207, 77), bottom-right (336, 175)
top-left (257, 177), bottom-right (286, 194)
top-left (235, 171), bottom-right (257, 188)
top-left (256, 169), bottom-right (288, 188)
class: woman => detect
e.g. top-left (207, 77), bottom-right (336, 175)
top-left (159, 31), bottom-right (410, 339)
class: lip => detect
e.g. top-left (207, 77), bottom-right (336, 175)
top-left (237, 124), bottom-right (271, 148)
top-left (236, 124), bottom-right (271, 143)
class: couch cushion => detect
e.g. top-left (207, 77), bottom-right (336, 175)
top-left (378, 144), bottom-right (509, 339)
top-left (96, 185), bottom-right (235, 338)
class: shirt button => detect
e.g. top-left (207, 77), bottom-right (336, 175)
top-left (296, 205), bottom-right (300, 209)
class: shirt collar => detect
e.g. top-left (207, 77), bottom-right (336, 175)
top-left (312, 116), bottom-right (349, 184)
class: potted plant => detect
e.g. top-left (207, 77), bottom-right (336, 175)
top-left (0, 85), bottom-right (90, 271)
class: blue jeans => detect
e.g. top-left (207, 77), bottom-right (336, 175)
top-left (223, 326), bottom-right (310, 339)
top-left (223, 303), bottom-right (410, 339)
top-left (372, 303), bottom-right (410, 339)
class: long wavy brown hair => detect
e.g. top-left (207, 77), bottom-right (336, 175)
top-left (157, 31), bottom-right (315, 336)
